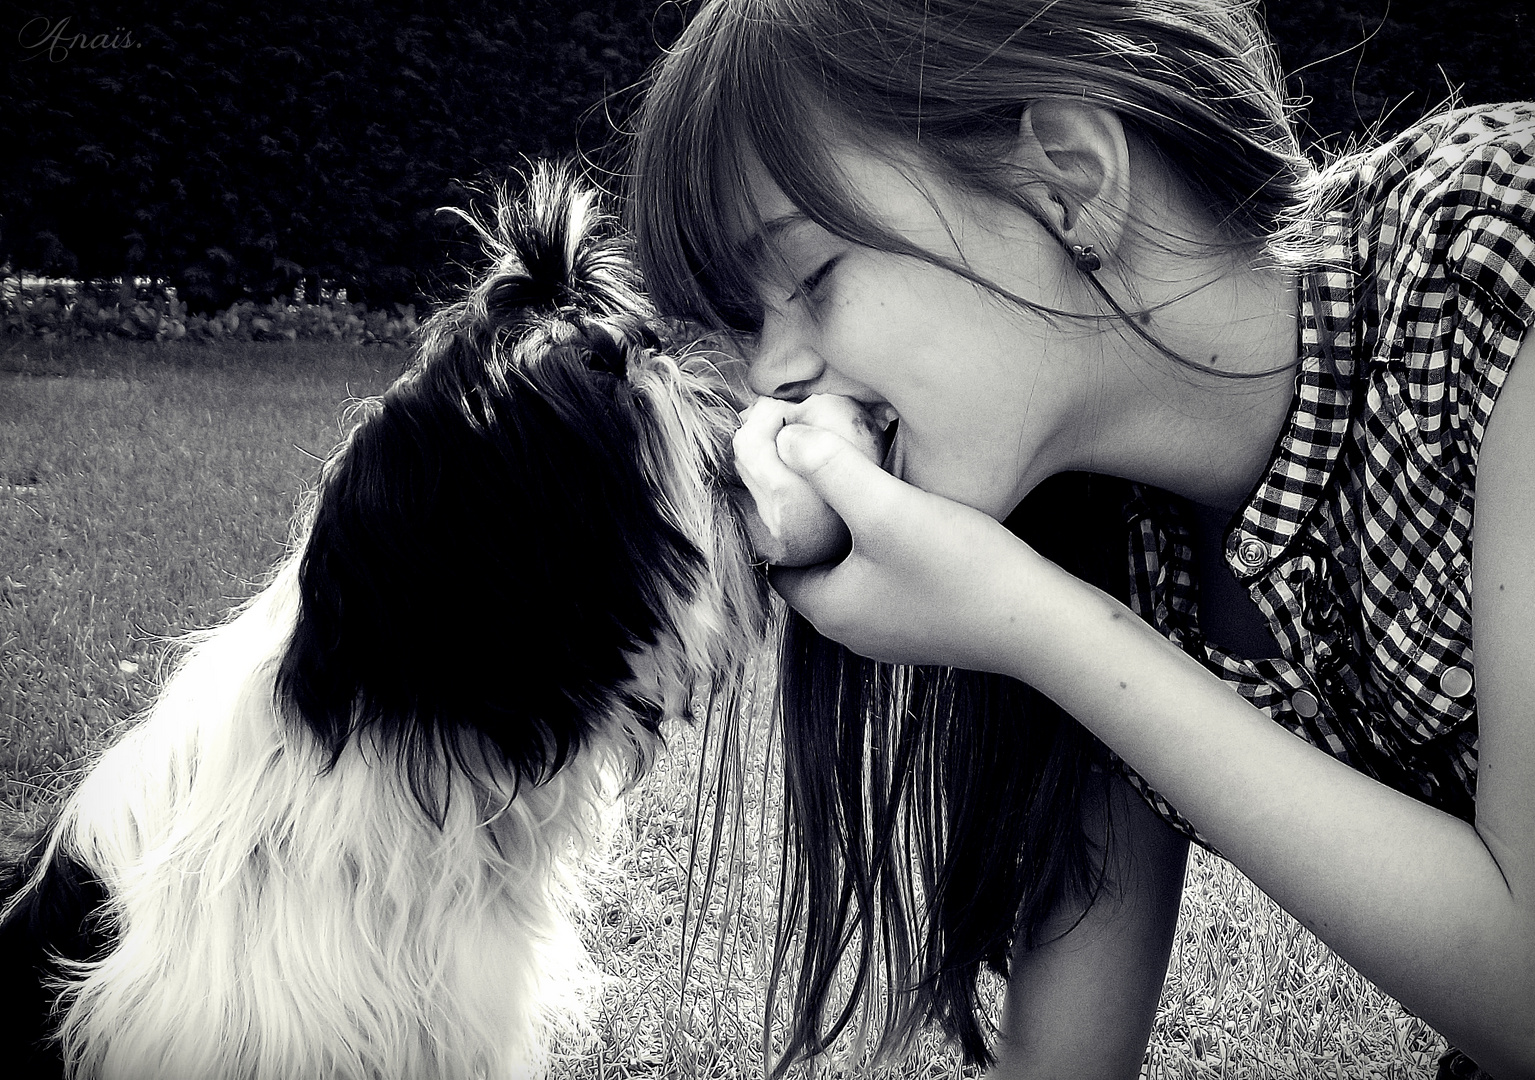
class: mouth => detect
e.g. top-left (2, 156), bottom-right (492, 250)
top-left (871, 402), bottom-right (901, 475)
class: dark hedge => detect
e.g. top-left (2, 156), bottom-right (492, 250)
top-left (1, 1), bottom-right (1531, 310)
top-left (1264, 0), bottom-right (1534, 154)
top-left (1, 0), bottom-right (683, 310)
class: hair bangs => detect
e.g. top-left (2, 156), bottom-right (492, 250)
top-left (629, 0), bottom-right (895, 335)
top-left (629, 1), bottom-right (761, 333)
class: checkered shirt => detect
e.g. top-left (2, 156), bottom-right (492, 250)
top-left (1119, 103), bottom-right (1535, 844)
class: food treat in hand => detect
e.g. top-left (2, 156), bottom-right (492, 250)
top-left (732, 394), bottom-right (894, 566)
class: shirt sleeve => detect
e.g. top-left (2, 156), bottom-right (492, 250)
top-left (1351, 107), bottom-right (1535, 512)
top-left (1447, 206), bottom-right (1535, 472)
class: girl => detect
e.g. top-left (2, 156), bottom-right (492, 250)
top-left (629, 0), bottom-right (1535, 1077)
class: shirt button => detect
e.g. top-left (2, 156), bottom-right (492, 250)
top-left (1233, 535), bottom-right (1269, 572)
top-left (1439, 665), bottom-right (1474, 699)
top-left (1290, 689), bottom-right (1321, 718)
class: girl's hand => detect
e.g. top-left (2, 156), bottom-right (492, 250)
top-left (732, 395), bottom-right (888, 566)
top-left (766, 420), bottom-right (1071, 673)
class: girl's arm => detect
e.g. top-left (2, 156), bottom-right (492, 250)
top-left (994, 773), bottom-right (1188, 1080)
top-left (769, 334), bottom-right (1535, 1078)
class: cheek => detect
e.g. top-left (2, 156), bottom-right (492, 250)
top-left (895, 371), bottom-right (1035, 503)
top-left (827, 261), bottom-right (926, 342)
top-left (827, 265), bottom-right (1029, 418)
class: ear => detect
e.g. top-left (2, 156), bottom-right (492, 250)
top-left (1012, 99), bottom-right (1131, 258)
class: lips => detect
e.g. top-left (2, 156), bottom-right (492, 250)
top-left (870, 401), bottom-right (901, 475)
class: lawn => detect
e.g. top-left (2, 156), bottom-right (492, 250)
top-left (0, 340), bottom-right (1448, 1078)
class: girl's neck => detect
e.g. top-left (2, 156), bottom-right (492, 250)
top-left (1086, 260), bottom-right (1300, 511)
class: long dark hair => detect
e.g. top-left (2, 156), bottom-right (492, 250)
top-left (627, 0), bottom-right (1308, 1067)
top-left (769, 472), bottom-right (1128, 1070)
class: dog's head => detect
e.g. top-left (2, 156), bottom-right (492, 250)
top-left (274, 163), bottom-right (767, 819)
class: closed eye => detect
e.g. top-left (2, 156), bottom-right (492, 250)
top-left (786, 257), bottom-right (839, 305)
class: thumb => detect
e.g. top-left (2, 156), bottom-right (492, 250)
top-left (775, 422), bottom-right (902, 522)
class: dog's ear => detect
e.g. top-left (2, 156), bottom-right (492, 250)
top-left (275, 360), bottom-right (704, 821)
top-left (274, 165), bottom-right (711, 822)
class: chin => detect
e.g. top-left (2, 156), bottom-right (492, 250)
top-left (0, 163), bottom-right (767, 1080)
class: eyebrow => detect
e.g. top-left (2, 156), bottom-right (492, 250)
top-left (732, 211), bottom-right (811, 273)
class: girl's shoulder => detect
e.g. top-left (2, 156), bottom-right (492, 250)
top-left (1321, 102), bottom-right (1535, 195)
top-left (1329, 104), bottom-right (1535, 388)
top-left (1311, 103), bottom-right (1535, 256)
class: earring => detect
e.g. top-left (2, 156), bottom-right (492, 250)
top-left (1069, 244), bottom-right (1101, 273)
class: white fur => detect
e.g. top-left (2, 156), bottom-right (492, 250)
top-left (627, 348), bottom-right (766, 675)
top-left (24, 560), bottom-right (652, 1080)
top-left (5, 336), bottom-right (764, 1080)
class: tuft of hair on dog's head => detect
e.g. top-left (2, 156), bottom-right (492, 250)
top-left (275, 161), bottom-right (765, 825)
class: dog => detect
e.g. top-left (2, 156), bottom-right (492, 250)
top-left (0, 162), bottom-right (767, 1079)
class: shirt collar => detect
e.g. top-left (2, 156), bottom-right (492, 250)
top-left (1226, 214), bottom-right (1357, 579)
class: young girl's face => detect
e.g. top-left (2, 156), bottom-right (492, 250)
top-left (736, 145), bottom-right (1104, 520)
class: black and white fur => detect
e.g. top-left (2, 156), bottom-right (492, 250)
top-left (0, 164), bottom-right (766, 1079)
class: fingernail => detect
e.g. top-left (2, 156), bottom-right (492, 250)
top-left (774, 423), bottom-right (805, 463)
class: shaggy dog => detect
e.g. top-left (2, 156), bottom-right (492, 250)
top-left (0, 164), bottom-right (766, 1079)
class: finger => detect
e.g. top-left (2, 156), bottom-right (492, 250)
top-left (775, 422), bottom-right (906, 521)
top-left (786, 393), bottom-right (859, 430)
top-left (765, 560), bottom-right (838, 613)
top-left (787, 394), bottom-right (884, 462)
top-left (733, 395), bottom-right (791, 452)
top-left (736, 393), bottom-right (795, 424)
top-left (733, 401), bottom-right (801, 528)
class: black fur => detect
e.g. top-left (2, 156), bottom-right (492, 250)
top-left (273, 170), bottom-right (723, 822)
top-left (0, 162), bottom-right (762, 1077)
top-left (1, 844), bottom-right (113, 1077)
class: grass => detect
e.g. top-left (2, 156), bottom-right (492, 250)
top-left (0, 339), bottom-right (1448, 1078)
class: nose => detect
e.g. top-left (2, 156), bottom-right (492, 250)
top-left (747, 306), bottom-right (825, 400)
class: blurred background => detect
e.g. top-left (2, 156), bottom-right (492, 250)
top-left (3, 4), bottom-right (1532, 1076)
top-left (1, 0), bottom-right (1531, 314)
